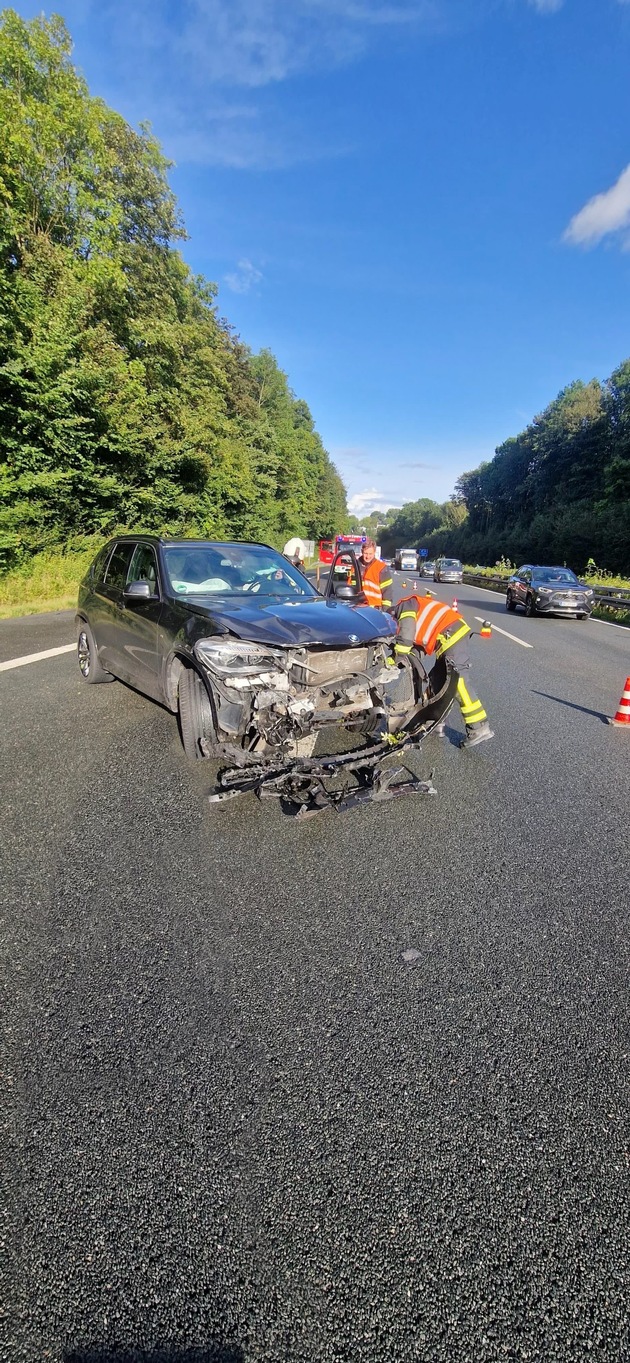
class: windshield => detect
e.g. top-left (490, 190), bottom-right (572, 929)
top-left (163, 543), bottom-right (318, 598)
top-left (535, 568), bottom-right (579, 585)
top-left (441, 559), bottom-right (462, 569)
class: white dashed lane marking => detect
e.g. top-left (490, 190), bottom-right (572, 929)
top-left (0, 643), bottom-right (75, 672)
top-left (474, 617), bottom-right (533, 649)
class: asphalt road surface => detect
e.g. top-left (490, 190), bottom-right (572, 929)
top-left (3, 580), bottom-right (630, 1363)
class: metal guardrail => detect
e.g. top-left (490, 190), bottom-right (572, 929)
top-left (463, 572), bottom-right (630, 611)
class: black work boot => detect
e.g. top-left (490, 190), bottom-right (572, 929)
top-left (460, 721), bottom-right (494, 749)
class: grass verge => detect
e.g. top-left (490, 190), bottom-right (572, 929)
top-left (0, 540), bottom-right (102, 619)
top-left (591, 604), bottom-right (630, 627)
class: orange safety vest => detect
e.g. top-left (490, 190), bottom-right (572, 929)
top-left (360, 557), bottom-right (390, 608)
top-left (397, 594), bottom-right (462, 655)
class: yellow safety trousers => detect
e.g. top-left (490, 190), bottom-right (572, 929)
top-left (456, 677), bottom-right (487, 725)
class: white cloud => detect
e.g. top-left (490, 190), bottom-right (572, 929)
top-left (176, 0), bottom-right (435, 90)
top-left (348, 487), bottom-right (401, 515)
top-left (564, 164), bottom-right (630, 248)
top-left (223, 258), bottom-right (264, 292)
top-left (84, 0), bottom-right (435, 168)
top-left (67, 0), bottom-right (565, 171)
top-left (163, 108), bottom-right (352, 169)
top-left (527, 0), bottom-right (563, 12)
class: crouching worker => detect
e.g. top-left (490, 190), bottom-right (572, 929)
top-left (391, 592), bottom-right (494, 748)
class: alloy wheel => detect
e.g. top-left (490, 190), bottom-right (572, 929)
top-left (78, 630), bottom-right (91, 678)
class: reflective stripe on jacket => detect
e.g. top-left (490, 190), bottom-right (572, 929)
top-left (360, 558), bottom-right (393, 610)
top-left (395, 594), bottom-right (462, 656)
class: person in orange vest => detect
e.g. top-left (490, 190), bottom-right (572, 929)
top-left (357, 538), bottom-right (394, 611)
top-left (391, 590), bottom-right (494, 748)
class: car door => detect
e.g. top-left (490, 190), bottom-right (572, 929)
top-left (323, 550), bottom-right (363, 600)
top-left (93, 541), bottom-right (136, 670)
top-left (516, 568), bottom-right (531, 608)
top-left (114, 542), bottom-right (164, 700)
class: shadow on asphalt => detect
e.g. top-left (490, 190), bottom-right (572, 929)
top-left (531, 690), bottom-right (610, 723)
top-left (64, 1348), bottom-right (244, 1363)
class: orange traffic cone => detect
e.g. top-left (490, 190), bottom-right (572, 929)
top-left (480, 620), bottom-right (492, 639)
top-left (452, 597), bottom-right (458, 610)
top-left (609, 677), bottom-right (630, 726)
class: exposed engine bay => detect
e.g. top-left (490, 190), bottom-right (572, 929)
top-left (194, 637), bottom-right (459, 816)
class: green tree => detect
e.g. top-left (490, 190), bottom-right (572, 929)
top-left (0, 9), bottom-right (347, 569)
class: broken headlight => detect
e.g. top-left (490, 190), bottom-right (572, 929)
top-left (194, 638), bottom-right (287, 676)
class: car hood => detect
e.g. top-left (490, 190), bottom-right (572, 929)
top-left (178, 594), bottom-right (397, 646)
top-left (533, 580), bottom-right (584, 591)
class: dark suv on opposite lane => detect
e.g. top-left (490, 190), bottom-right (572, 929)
top-left (505, 565), bottom-right (594, 618)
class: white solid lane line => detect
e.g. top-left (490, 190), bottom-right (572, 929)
top-left (0, 643), bottom-right (75, 673)
top-left (474, 617), bottom-right (533, 649)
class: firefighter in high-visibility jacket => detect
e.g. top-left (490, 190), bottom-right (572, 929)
top-left (391, 592), bottom-right (494, 748)
top-left (357, 539), bottom-right (393, 611)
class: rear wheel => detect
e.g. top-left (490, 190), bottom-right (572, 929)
top-left (525, 594), bottom-right (537, 618)
top-left (77, 622), bottom-right (114, 684)
top-left (506, 590), bottom-right (516, 612)
top-left (178, 665), bottom-right (218, 760)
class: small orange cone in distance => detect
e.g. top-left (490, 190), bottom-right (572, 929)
top-left (480, 620), bottom-right (492, 639)
top-left (452, 597), bottom-right (458, 610)
top-left (609, 676), bottom-right (630, 726)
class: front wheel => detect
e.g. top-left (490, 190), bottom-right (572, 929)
top-left (525, 594), bottom-right (537, 618)
top-left (178, 666), bottom-right (218, 760)
top-left (506, 590), bottom-right (516, 612)
top-left (77, 622), bottom-right (114, 684)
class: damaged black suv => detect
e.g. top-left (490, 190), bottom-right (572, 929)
top-left (77, 536), bottom-right (456, 813)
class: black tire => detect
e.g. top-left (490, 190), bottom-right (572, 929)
top-left (577, 613), bottom-right (589, 620)
top-left (77, 621), bottom-right (114, 684)
top-left (178, 666), bottom-right (218, 760)
top-left (525, 594), bottom-right (537, 618)
top-left (506, 590), bottom-right (516, 612)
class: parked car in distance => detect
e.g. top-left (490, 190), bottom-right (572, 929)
top-left (394, 548), bottom-right (418, 571)
top-left (76, 536), bottom-right (401, 762)
top-left (506, 565), bottom-right (594, 618)
top-left (434, 557), bottom-right (463, 584)
top-left (419, 559), bottom-right (435, 578)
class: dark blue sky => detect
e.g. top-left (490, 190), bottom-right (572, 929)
top-left (23, 0), bottom-right (630, 515)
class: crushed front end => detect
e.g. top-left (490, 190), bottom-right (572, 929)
top-left (194, 636), bottom-right (458, 815)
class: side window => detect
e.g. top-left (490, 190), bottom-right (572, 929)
top-left (128, 544), bottom-right (158, 592)
top-left (103, 543), bottom-right (135, 589)
top-left (90, 544), bottom-right (112, 585)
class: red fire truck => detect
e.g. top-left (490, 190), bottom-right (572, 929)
top-left (318, 534), bottom-right (366, 564)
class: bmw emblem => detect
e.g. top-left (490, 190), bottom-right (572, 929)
top-left (348, 634), bottom-right (359, 643)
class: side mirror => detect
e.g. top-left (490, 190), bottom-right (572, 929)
top-left (124, 579), bottom-right (155, 600)
top-left (334, 582), bottom-right (361, 600)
